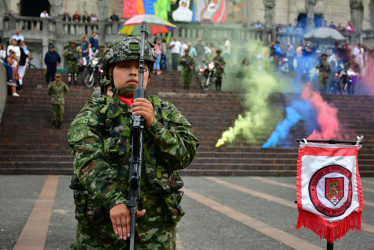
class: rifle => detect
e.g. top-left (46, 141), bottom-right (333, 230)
top-left (127, 21), bottom-right (147, 250)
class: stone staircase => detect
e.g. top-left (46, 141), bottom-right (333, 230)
top-left (0, 69), bottom-right (373, 176)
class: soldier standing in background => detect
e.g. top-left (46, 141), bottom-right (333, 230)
top-left (67, 36), bottom-right (199, 249)
top-left (64, 41), bottom-right (81, 86)
top-left (179, 48), bottom-right (195, 89)
top-left (213, 49), bottom-right (226, 92)
top-left (315, 53), bottom-right (331, 94)
top-left (48, 72), bottom-right (68, 129)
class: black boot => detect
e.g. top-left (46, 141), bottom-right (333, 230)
top-left (68, 81), bottom-right (71, 86)
top-left (74, 81), bottom-right (77, 86)
top-left (57, 121), bottom-right (61, 129)
top-left (52, 121), bottom-right (57, 128)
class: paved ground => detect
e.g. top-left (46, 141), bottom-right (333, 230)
top-left (1, 175), bottom-right (374, 250)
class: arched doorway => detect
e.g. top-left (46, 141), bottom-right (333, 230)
top-left (20, 0), bottom-right (50, 17)
top-left (297, 13), bottom-right (324, 29)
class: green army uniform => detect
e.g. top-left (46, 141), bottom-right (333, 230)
top-left (213, 51), bottom-right (226, 91)
top-left (178, 50), bottom-right (195, 89)
top-left (64, 41), bottom-right (81, 85)
top-left (48, 73), bottom-right (69, 128)
top-left (68, 36), bottom-right (199, 249)
top-left (316, 54), bottom-right (331, 93)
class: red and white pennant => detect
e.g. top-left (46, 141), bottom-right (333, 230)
top-left (296, 138), bottom-right (363, 243)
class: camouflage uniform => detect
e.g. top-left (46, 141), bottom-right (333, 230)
top-left (64, 41), bottom-right (81, 85)
top-left (68, 36), bottom-right (199, 249)
top-left (178, 50), bottom-right (195, 89)
top-left (213, 52), bottom-right (226, 91)
top-left (316, 54), bottom-right (331, 93)
top-left (48, 73), bottom-right (68, 128)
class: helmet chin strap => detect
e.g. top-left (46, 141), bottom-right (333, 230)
top-left (115, 87), bottom-right (136, 97)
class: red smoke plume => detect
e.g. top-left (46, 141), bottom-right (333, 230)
top-left (361, 56), bottom-right (374, 95)
top-left (301, 83), bottom-right (341, 140)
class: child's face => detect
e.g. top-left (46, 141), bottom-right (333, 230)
top-left (113, 60), bottom-right (150, 94)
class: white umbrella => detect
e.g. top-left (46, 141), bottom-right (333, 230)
top-left (304, 27), bottom-right (346, 43)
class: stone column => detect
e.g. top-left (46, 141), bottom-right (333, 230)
top-left (55, 16), bottom-right (65, 67)
top-left (263, 0), bottom-right (276, 44)
top-left (305, 0), bottom-right (316, 31)
top-left (41, 19), bottom-right (50, 68)
top-left (263, 0), bottom-right (275, 29)
top-left (50, 0), bottom-right (63, 17)
top-left (97, 0), bottom-right (109, 44)
top-left (350, 0), bottom-right (364, 42)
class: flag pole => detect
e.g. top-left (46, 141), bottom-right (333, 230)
top-left (296, 139), bottom-right (363, 145)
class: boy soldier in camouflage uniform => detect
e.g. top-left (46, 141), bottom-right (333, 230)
top-left (213, 49), bottom-right (226, 91)
top-left (47, 72), bottom-right (68, 128)
top-left (178, 48), bottom-right (195, 89)
top-left (64, 41), bottom-right (81, 86)
top-left (315, 53), bottom-right (331, 94)
top-left (68, 36), bottom-right (199, 249)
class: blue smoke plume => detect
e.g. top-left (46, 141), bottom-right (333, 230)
top-left (262, 98), bottom-right (315, 148)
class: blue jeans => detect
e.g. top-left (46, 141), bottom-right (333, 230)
top-left (2, 62), bottom-right (13, 82)
top-left (154, 54), bottom-right (161, 71)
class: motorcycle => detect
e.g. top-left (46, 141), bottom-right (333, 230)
top-left (337, 67), bottom-right (359, 95)
top-left (196, 61), bottom-right (217, 91)
top-left (82, 57), bottom-right (104, 88)
top-left (279, 56), bottom-right (289, 73)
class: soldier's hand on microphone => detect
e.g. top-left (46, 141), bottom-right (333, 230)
top-left (110, 204), bottom-right (146, 240)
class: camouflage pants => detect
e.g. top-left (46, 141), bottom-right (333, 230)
top-left (68, 61), bottom-right (79, 74)
top-left (319, 74), bottom-right (329, 93)
top-left (182, 71), bottom-right (192, 88)
top-left (51, 104), bottom-right (64, 122)
top-left (71, 202), bottom-right (177, 250)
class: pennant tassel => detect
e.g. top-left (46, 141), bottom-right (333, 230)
top-left (296, 209), bottom-right (362, 243)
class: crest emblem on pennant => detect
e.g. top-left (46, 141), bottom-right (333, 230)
top-left (309, 165), bottom-right (353, 217)
top-left (325, 177), bottom-right (344, 206)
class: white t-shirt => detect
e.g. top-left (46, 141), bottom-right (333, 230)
top-left (40, 12), bottom-right (49, 18)
top-left (353, 47), bottom-right (363, 60)
top-left (169, 40), bottom-right (182, 54)
top-left (180, 43), bottom-right (189, 56)
top-left (11, 34), bottom-right (24, 41)
top-left (223, 40), bottom-right (231, 55)
top-left (0, 50), bottom-right (6, 62)
top-left (7, 45), bottom-right (21, 59)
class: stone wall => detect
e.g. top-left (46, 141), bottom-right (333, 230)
top-left (0, 66), bottom-right (7, 123)
top-left (6, 0), bottom-right (374, 29)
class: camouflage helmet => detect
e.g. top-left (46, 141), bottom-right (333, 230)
top-left (103, 35), bottom-right (156, 79)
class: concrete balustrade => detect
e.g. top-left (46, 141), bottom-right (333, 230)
top-left (1, 15), bottom-right (373, 69)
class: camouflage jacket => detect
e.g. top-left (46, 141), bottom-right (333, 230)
top-left (63, 47), bottom-right (81, 63)
top-left (68, 95), bottom-right (199, 222)
top-left (179, 55), bottom-right (195, 73)
top-left (48, 81), bottom-right (68, 104)
top-left (316, 60), bottom-right (331, 75)
top-left (213, 55), bottom-right (226, 77)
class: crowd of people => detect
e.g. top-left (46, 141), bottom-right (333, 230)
top-left (151, 36), bottom-right (230, 90)
top-left (0, 29), bottom-right (31, 97)
top-left (264, 37), bottom-right (374, 95)
top-left (62, 10), bottom-right (120, 23)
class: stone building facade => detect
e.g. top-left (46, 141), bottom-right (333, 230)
top-left (4, 0), bottom-right (374, 30)
top-left (1, 0), bottom-right (374, 68)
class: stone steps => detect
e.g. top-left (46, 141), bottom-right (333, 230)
top-left (0, 69), bottom-right (373, 176)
